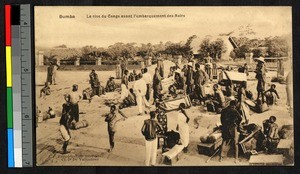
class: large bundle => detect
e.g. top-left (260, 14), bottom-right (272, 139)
top-left (71, 120), bottom-right (89, 130)
top-left (163, 95), bottom-right (192, 111)
top-left (219, 71), bottom-right (247, 85)
top-left (278, 124), bottom-right (293, 139)
top-left (200, 131), bottom-right (222, 144)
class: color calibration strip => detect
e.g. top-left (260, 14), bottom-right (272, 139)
top-left (6, 4), bottom-right (33, 168)
top-left (6, 4), bottom-right (15, 168)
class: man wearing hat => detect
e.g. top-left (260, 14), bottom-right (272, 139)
top-left (185, 62), bottom-right (194, 95)
top-left (254, 56), bottom-right (267, 103)
top-left (69, 84), bottom-right (82, 122)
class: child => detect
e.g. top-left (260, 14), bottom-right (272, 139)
top-left (104, 105), bottom-right (127, 152)
top-left (264, 84), bottom-right (280, 105)
top-left (40, 82), bottom-right (51, 97)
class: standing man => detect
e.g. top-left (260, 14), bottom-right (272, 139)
top-left (52, 59), bottom-right (60, 85)
top-left (46, 62), bottom-right (54, 85)
top-left (153, 68), bottom-right (163, 103)
top-left (121, 69), bottom-right (129, 88)
top-left (134, 73), bottom-right (150, 115)
top-left (185, 62), bottom-right (194, 95)
top-left (89, 70), bottom-right (100, 96)
top-left (194, 63), bottom-right (206, 105)
top-left (121, 57), bottom-right (128, 78)
top-left (59, 94), bottom-right (72, 154)
top-left (116, 62), bottom-right (121, 79)
top-left (219, 100), bottom-right (242, 163)
top-left (141, 111), bottom-right (163, 166)
top-left (205, 63), bottom-right (212, 81)
top-left (286, 71), bottom-right (293, 114)
top-left (177, 103), bottom-right (190, 153)
top-left (104, 105), bottom-right (127, 152)
top-left (157, 53), bottom-right (164, 78)
top-left (143, 68), bottom-right (152, 101)
top-left (69, 84), bottom-right (82, 122)
top-left (255, 57), bottom-right (267, 103)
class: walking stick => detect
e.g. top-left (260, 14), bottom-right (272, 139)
top-left (206, 148), bottom-right (220, 163)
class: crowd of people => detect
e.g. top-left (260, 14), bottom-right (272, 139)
top-left (42, 54), bottom-right (289, 165)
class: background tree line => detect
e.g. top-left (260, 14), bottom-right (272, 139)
top-left (42, 34), bottom-right (290, 63)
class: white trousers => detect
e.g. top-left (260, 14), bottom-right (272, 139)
top-left (137, 95), bottom-right (150, 114)
top-left (145, 138), bottom-right (157, 166)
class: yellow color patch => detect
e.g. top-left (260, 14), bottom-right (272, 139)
top-left (6, 46), bottom-right (12, 87)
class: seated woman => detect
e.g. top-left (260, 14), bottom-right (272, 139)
top-left (106, 77), bottom-right (116, 92)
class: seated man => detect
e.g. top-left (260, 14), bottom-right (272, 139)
top-left (209, 84), bottom-right (226, 113)
top-left (168, 66), bottom-right (175, 78)
top-left (263, 116), bottom-right (280, 153)
top-left (133, 70), bottom-right (138, 81)
top-left (168, 71), bottom-right (184, 96)
top-left (106, 77), bottom-right (116, 92)
top-left (40, 82), bottom-right (51, 97)
top-left (264, 84), bottom-right (280, 105)
top-left (162, 130), bottom-right (181, 153)
top-left (120, 88), bottom-right (137, 109)
top-left (128, 72), bottom-right (135, 82)
top-left (82, 87), bottom-right (93, 102)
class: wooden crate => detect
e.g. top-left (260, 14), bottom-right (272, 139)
top-left (277, 139), bottom-right (293, 156)
top-left (249, 154), bottom-right (284, 166)
top-left (197, 137), bottom-right (222, 156)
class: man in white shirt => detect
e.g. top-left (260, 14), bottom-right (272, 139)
top-left (69, 84), bottom-right (82, 122)
top-left (142, 68), bottom-right (152, 101)
top-left (134, 73), bottom-right (150, 115)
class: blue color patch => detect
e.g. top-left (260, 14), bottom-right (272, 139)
top-left (7, 129), bottom-right (14, 167)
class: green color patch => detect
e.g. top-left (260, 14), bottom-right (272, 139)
top-left (7, 88), bottom-right (13, 128)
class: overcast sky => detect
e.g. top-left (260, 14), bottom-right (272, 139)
top-left (35, 6), bottom-right (292, 48)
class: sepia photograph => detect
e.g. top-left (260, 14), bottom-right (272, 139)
top-left (34, 6), bottom-right (293, 166)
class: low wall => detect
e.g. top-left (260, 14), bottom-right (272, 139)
top-left (35, 65), bottom-right (141, 71)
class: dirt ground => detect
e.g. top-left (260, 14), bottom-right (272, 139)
top-left (35, 60), bottom-right (293, 166)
